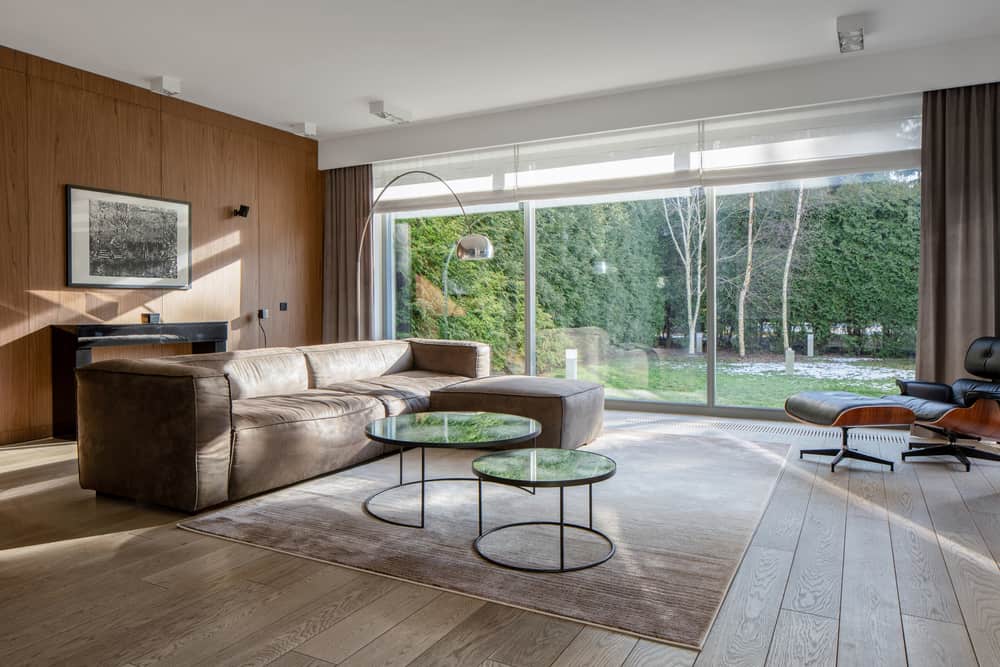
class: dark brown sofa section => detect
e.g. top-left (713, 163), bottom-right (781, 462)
top-left (75, 338), bottom-right (489, 512)
top-left (430, 375), bottom-right (604, 450)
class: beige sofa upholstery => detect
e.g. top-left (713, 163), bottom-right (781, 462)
top-left (76, 338), bottom-right (489, 512)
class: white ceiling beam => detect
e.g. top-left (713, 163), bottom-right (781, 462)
top-left (319, 34), bottom-right (1000, 170)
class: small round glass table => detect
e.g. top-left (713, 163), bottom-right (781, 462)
top-left (472, 448), bottom-right (617, 573)
top-left (364, 411), bottom-right (541, 529)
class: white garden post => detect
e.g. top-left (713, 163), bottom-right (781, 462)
top-left (565, 348), bottom-right (578, 380)
top-left (807, 333), bottom-right (815, 357)
top-left (785, 348), bottom-right (795, 375)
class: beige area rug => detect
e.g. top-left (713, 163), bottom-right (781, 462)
top-left (179, 417), bottom-right (790, 648)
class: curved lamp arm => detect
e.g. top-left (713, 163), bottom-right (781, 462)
top-left (355, 169), bottom-right (471, 341)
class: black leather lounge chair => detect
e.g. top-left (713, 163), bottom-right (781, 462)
top-left (895, 337), bottom-right (1000, 471)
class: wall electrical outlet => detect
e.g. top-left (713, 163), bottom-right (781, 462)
top-left (279, 302), bottom-right (288, 311)
top-left (258, 308), bottom-right (269, 320)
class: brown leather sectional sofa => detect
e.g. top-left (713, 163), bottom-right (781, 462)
top-left (75, 339), bottom-right (489, 512)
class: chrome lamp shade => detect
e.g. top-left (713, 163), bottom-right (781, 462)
top-left (456, 233), bottom-right (494, 261)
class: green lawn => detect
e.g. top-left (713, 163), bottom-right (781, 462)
top-left (562, 354), bottom-right (915, 409)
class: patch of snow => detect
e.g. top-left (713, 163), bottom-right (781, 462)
top-left (721, 359), bottom-right (915, 382)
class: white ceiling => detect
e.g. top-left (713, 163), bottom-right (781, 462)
top-left (3, 0), bottom-right (999, 140)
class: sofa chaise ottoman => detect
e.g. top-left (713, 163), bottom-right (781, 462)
top-left (430, 375), bottom-right (604, 450)
top-left (76, 338), bottom-right (489, 511)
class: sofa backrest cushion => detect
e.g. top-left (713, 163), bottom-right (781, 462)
top-left (161, 347), bottom-right (309, 399)
top-left (298, 340), bottom-right (413, 387)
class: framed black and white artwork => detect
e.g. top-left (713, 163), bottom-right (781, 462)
top-left (66, 185), bottom-right (192, 289)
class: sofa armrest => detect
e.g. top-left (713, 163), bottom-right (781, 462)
top-left (76, 359), bottom-right (233, 512)
top-left (407, 338), bottom-right (491, 378)
top-left (896, 379), bottom-right (953, 402)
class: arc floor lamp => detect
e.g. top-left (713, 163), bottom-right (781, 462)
top-left (356, 169), bottom-right (494, 340)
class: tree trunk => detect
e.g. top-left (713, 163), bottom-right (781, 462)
top-left (685, 266), bottom-right (695, 354)
top-left (737, 193), bottom-right (755, 358)
top-left (663, 196), bottom-right (705, 356)
top-left (782, 185), bottom-right (805, 351)
top-left (691, 197), bottom-right (706, 354)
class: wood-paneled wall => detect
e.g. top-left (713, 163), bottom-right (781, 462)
top-left (0, 45), bottom-right (323, 445)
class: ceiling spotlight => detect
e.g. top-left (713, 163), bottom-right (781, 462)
top-left (150, 75), bottom-right (182, 96)
top-left (837, 14), bottom-right (865, 53)
top-left (369, 100), bottom-right (411, 125)
top-left (291, 122), bottom-right (317, 137)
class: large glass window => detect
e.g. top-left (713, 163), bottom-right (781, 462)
top-left (714, 172), bottom-right (919, 408)
top-left (392, 207), bottom-right (526, 374)
top-left (535, 190), bottom-right (707, 403)
top-left (377, 95), bottom-right (922, 413)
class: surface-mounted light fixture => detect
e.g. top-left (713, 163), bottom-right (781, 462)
top-left (369, 100), bottom-right (411, 125)
top-left (150, 75), bottom-right (182, 96)
top-left (233, 204), bottom-right (250, 218)
top-left (292, 122), bottom-right (317, 137)
top-left (355, 170), bottom-right (493, 339)
top-left (837, 14), bottom-right (865, 53)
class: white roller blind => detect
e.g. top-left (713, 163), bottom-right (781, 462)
top-left (372, 146), bottom-right (518, 213)
top-left (372, 94), bottom-right (921, 213)
top-left (510, 122), bottom-right (702, 201)
top-left (700, 95), bottom-right (921, 186)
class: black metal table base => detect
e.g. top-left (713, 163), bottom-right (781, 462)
top-left (474, 482), bottom-right (615, 573)
top-left (363, 447), bottom-right (533, 529)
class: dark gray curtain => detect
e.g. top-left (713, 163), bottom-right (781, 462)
top-left (323, 164), bottom-right (373, 342)
top-left (918, 83), bottom-right (1000, 382)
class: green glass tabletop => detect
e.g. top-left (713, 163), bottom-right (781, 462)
top-left (472, 448), bottom-right (616, 488)
top-left (365, 411), bottom-right (541, 449)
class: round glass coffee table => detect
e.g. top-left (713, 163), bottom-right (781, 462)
top-left (472, 448), bottom-right (617, 573)
top-left (364, 411), bottom-right (541, 529)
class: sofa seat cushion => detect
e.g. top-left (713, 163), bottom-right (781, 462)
top-left (232, 390), bottom-right (385, 431)
top-left (324, 370), bottom-right (469, 415)
top-left (229, 394), bottom-right (386, 501)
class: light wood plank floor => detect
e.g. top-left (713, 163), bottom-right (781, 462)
top-left (1, 414), bottom-right (997, 666)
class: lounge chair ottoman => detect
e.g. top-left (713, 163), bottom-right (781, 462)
top-left (785, 391), bottom-right (916, 471)
top-left (430, 376), bottom-right (604, 450)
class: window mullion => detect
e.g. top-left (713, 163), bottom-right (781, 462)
top-left (705, 186), bottom-right (717, 408)
top-left (523, 201), bottom-right (537, 375)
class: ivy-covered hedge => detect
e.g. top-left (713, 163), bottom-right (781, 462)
top-left (394, 174), bottom-right (919, 373)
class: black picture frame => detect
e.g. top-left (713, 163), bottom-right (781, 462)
top-left (65, 185), bottom-right (192, 290)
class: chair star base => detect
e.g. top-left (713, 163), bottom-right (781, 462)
top-left (800, 444), bottom-right (896, 472)
top-left (901, 442), bottom-right (1000, 472)
top-left (799, 429), bottom-right (895, 472)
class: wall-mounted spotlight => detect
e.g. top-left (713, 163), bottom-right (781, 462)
top-left (150, 75), bottom-right (182, 96)
top-left (369, 100), bottom-right (411, 125)
top-left (233, 204), bottom-right (250, 218)
top-left (291, 122), bottom-right (317, 137)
